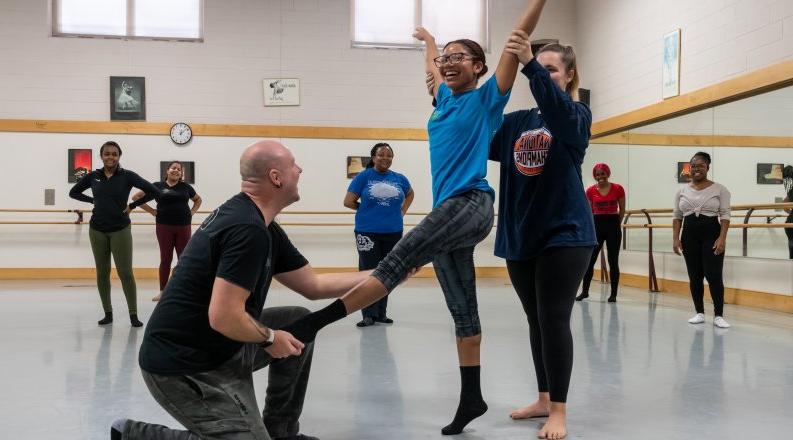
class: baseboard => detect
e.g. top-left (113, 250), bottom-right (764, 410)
top-left (2, 267), bottom-right (790, 313)
top-left (595, 270), bottom-right (793, 314)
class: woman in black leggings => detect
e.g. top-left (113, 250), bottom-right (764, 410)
top-left (577, 163), bottom-right (625, 302)
top-left (489, 33), bottom-right (595, 440)
top-left (672, 152), bottom-right (731, 329)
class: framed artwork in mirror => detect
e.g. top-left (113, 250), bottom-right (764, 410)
top-left (68, 149), bottom-right (92, 183)
top-left (347, 156), bottom-right (371, 179)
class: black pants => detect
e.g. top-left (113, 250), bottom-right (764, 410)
top-left (123, 306), bottom-right (314, 439)
top-left (506, 246), bottom-right (592, 403)
top-left (681, 215), bottom-right (725, 316)
top-left (355, 231), bottom-right (402, 319)
top-left (581, 214), bottom-right (622, 296)
top-left (785, 214), bottom-right (793, 259)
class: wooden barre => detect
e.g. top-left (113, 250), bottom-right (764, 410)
top-left (623, 223), bottom-right (793, 229)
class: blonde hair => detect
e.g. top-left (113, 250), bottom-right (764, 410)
top-left (536, 43), bottom-right (580, 101)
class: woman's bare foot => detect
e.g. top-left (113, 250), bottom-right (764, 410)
top-left (537, 403), bottom-right (567, 439)
top-left (510, 396), bottom-right (550, 419)
top-left (151, 292), bottom-right (161, 301)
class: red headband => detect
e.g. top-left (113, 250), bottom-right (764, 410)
top-left (592, 163), bottom-right (611, 178)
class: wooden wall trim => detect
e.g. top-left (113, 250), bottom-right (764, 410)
top-left (2, 267), bottom-right (790, 313)
top-left (0, 119), bottom-right (429, 141)
top-left (1, 60), bottom-right (791, 142)
top-left (591, 133), bottom-right (793, 148)
top-left (591, 58), bottom-right (793, 138)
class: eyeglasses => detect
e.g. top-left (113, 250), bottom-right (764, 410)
top-left (433, 52), bottom-right (474, 68)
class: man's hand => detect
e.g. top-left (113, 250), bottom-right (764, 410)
top-left (264, 330), bottom-right (304, 359)
top-left (504, 29), bottom-right (534, 65)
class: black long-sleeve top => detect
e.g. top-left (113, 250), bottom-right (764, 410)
top-left (69, 167), bottom-right (161, 232)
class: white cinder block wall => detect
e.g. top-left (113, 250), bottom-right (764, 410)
top-left (0, 0), bottom-right (576, 270)
top-left (575, 0), bottom-right (793, 120)
top-left (0, 0), bottom-right (791, 296)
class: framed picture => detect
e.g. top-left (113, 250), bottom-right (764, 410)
top-left (110, 76), bottom-right (146, 120)
top-left (347, 156), bottom-right (371, 179)
top-left (263, 78), bottom-right (300, 106)
top-left (677, 162), bottom-right (691, 183)
top-left (757, 163), bottom-right (784, 184)
top-left (160, 161), bottom-right (195, 184)
top-left (68, 149), bottom-right (92, 183)
top-left (662, 29), bottom-right (681, 99)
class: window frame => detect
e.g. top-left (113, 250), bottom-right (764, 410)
top-left (51, 0), bottom-right (204, 42)
top-left (350, 0), bottom-right (489, 51)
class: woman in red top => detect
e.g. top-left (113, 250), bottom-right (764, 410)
top-left (577, 163), bottom-right (626, 302)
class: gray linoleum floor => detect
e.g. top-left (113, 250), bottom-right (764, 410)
top-left (1, 278), bottom-right (791, 440)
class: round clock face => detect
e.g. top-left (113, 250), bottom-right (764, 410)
top-left (170, 123), bottom-right (192, 145)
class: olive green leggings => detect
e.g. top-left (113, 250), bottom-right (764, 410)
top-left (89, 225), bottom-right (137, 314)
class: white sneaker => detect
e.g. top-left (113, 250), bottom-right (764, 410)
top-left (713, 316), bottom-right (731, 328)
top-left (688, 313), bottom-right (705, 324)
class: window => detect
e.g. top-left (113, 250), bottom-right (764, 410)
top-left (352, 0), bottom-right (488, 50)
top-left (52, 0), bottom-right (203, 41)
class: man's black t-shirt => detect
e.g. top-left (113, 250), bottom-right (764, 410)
top-left (153, 181), bottom-right (197, 225)
top-left (139, 192), bottom-right (308, 374)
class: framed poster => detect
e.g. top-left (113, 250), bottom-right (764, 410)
top-left (110, 76), bottom-right (146, 120)
top-left (347, 156), bottom-right (371, 179)
top-left (757, 163), bottom-right (784, 184)
top-left (662, 29), bottom-right (681, 99)
top-left (68, 149), bottom-right (92, 183)
top-left (263, 78), bottom-right (300, 106)
top-left (160, 161), bottom-right (195, 184)
top-left (677, 162), bottom-right (691, 183)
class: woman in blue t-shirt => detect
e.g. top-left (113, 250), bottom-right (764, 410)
top-left (488, 31), bottom-right (595, 440)
top-left (279, 1), bottom-right (550, 436)
top-left (343, 143), bottom-right (413, 327)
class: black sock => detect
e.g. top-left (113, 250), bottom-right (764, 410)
top-left (280, 299), bottom-right (348, 343)
top-left (130, 314), bottom-right (143, 327)
top-left (98, 312), bottom-right (113, 325)
top-left (441, 366), bottom-right (488, 435)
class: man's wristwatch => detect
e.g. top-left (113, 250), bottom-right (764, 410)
top-left (259, 328), bottom-right (275, 348)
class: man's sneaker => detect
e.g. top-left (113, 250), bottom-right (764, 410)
top-left (275, 435), bottom-right (320, 440)
top-left (688, 313), bottom-right (705, 324)
top-left (713, 316), bottom-right (731, 328)
top-left (110, 419), bottom-right (128, 440)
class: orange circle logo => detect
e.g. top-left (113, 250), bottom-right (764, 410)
top-left (513, 128), bottom-right (552, 176)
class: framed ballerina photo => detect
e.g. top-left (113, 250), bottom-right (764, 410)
top-left (110, 76), bottom-right (146, 120)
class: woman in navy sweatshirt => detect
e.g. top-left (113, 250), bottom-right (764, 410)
top-left (489, 31), bottom-right (595, 440)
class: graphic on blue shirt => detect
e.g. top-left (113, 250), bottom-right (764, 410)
top-left (366, 181), bottom-right (402, 206)
top-left (347, 168), bottom-right (411, 234)
top-left (513, 127), bottom-right (552, 176)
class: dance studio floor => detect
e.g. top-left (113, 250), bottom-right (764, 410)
top-left (1, 277), bottom-right (791, 440)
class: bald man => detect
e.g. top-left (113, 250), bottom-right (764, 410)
top-left (113, 141), bottom-right (371, 440)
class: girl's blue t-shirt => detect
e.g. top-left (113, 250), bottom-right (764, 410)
top-left (347, 168), bottom-right (411, 234)
top-left (428, 75), bottom-right (510, 207)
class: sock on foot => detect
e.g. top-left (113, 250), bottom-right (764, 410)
top-left (441, 366), bottom-right (488, 435)
top-left (281, 299), bottom-right (348, 343)
top-left (98, 312), bottom-right (113, 326)
top-left (130, 314), bottom-right (143, 327)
